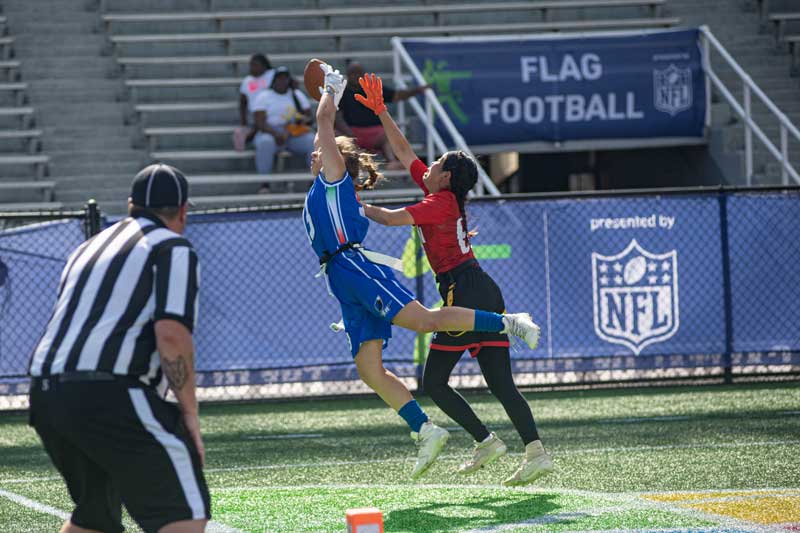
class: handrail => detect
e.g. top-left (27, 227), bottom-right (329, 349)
top-left (392, 37), bottom-right (501, 196)
top-left (700, 25), bottom-right (799, 186)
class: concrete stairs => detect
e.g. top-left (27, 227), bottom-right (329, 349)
top-left (3, 0), bottom-right (146, 208)
top-left (666, 0), bottom-right (800, 185)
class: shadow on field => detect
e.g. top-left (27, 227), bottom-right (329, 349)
top-left (384, 493), bottom-right (560, 532)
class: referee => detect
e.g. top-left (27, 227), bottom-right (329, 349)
top-left (28, 164), bottom-right (210, 533)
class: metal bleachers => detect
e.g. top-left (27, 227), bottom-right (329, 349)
top-left (0, 17), bottom-right (53, 209)
top-left (767, 11), bottom-right (800, 73)
top-left (101, 0), bottom-right (679, 204)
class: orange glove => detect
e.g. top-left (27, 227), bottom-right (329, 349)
top-left (355, 73), bottom-right (387, 116)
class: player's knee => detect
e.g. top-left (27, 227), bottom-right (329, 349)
top-left (356, 363), bottom-right (383, 388)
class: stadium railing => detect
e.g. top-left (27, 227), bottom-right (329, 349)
top-left (699, 26), bottom-right (800, 185)
top-left (1, 188), bottom-right (799, 409)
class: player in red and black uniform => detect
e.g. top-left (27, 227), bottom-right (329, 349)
top-left (356, 74), bottom-right (554, 486)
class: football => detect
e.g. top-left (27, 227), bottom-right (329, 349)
top-left (304, 58), bottom-right (326, 101)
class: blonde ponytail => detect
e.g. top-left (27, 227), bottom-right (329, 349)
top-left (335, 136), bottom-right (385, 191)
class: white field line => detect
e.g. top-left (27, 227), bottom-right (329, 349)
top-left (243, 433), bottom-right (323, 440)
top-left (7, 439), bottom-right (800, 481)
top-left (463, 511), bottom-right (601, 532)
top-left (0, 487), bottom-right (242, 533)
top-left (596, 415), bottom-right (691, 424)
top-left (0, 488), bottom-right (69, 520)
top-left (640, 486), bottom-right (800, 496)
top-left (0, 475), bottom-right (61, 485)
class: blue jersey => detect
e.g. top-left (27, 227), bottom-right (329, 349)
top-left (303, 171), bottom-right (369, 260)
top-left (302, 170), bottom-right (415, 358)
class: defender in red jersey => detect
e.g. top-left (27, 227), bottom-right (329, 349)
top-left (356, 74), bottom-right (554, 486)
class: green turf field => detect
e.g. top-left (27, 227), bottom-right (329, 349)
top-left (0, 382), bottom-right (798, 532)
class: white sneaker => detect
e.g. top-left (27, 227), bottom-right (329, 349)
top-left (458, 432), bottom-right (507, 475)
top-left (410, 421), bottom-right (449, 479)
top-left (502, 440), bottom-right (554, 486)
top-left (501, 313), bottom-right (541, 350)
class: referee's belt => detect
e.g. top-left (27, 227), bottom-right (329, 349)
top-left (317, 242), bottom-right (403, 274)
top-left (32, 372), bottom-right (149, 388)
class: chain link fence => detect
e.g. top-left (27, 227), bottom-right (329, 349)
top-left (0, 204), bottom-right (100, 409)
top-left (1, 189), bottom-right (798, 408)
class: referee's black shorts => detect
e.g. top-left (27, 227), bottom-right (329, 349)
top-left (29, 377), bottom-right (211, 533)
top-left (431, 260), bottom-right (510, 356)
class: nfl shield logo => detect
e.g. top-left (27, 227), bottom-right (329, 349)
top-left (592, 239), bottom-right (679, 355)
top-left (654, 64), bottom-right (692, 116)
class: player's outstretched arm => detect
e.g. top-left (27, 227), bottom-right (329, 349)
top-left (363, 204), bottom-right (414, 226)
top-left (316, 65), bottom-right (346, 183)
top-left (356, 74), bottom-right (418, 170)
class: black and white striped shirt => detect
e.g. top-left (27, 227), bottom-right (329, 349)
top-left (29, 213), bottom-right (199, 387)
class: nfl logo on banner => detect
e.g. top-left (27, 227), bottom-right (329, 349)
top-left (653, 64), bottom-right (693, 116)
top-left (592, 239), bottom-right (679, 355)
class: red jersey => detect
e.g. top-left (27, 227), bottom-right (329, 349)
top-left (404, 159), bottom-right (476, 274)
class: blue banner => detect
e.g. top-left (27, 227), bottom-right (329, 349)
top-left (726, 192), bottom-right (800, 353)
top-left (1, 190), bottom-right (798, 395)
top-left (0, 220), bottom-right (86, 379)
top-left (401, 28), bottom-right (706, 145)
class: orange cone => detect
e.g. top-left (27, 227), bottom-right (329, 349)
top-left (345, 507), bottom-right (384, 533)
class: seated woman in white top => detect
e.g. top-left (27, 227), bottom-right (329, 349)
top-left (234, 54), bottom-right (276, 151)
top-left (239, 53), bottom-right (275, 127)
top-left (249, 67), bottom-right (315, 176)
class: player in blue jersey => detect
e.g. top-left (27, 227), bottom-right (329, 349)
top-left (302, 64), bottom-right (541, 479)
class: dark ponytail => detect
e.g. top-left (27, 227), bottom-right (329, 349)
top-left (442, 150), bottom-right (479, 236)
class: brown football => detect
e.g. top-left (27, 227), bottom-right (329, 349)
top-left (304, 58), bottom-right (326, 101)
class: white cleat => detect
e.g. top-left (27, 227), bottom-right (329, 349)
top-left (458, 432), bottom-right (507, 475)
top-left (410, 421), bottom-right (450, 479)
top-left (501, 313), bottom-right (541, 350)
top-left (502, 440), bottom-right (554, 487)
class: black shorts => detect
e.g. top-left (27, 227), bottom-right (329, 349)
top-left (431, 261), bottom-right (509, 357)
top-left (28, 378), bottom-right (211, 533)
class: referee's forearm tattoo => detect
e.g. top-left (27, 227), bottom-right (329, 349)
top-left (163, 355), bottom-right (190, 390)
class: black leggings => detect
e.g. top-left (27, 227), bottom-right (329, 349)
top-left (422, 345), bottom-right (540, 445)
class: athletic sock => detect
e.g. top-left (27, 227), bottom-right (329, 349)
top-left (473, 310), bottom-right (504, 332)
top-left (398, 400), bottom-right (428, 433)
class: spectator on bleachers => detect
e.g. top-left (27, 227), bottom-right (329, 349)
top-left (336, 61), bottom-right (428, 170)
top-left (234, 53), bottom-right (275, 151)
top-left (250, 67), bottom-right (315, 190)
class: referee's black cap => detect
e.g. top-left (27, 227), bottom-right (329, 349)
top-left (130, 163), bottom-right (192, 208)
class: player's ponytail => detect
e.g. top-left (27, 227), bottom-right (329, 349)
top-left (335, 136), bottom-right (385, 191)
top-left (442, 150), bottom-right (479, 233)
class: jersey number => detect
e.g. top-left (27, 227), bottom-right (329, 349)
top-left (303, 201), bottom-right (315, 243)
top-left (456, 217), bottom-right (470, 254)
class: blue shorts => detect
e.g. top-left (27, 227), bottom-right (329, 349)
top-left (327, 250), bottom-right (416, 357)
